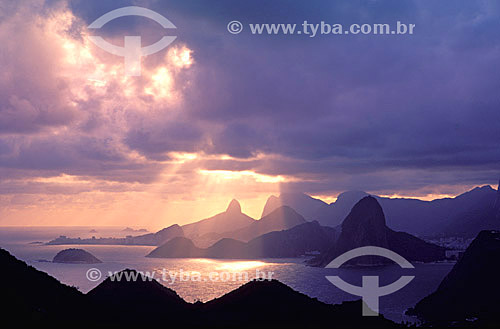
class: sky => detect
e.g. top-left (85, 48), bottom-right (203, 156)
top-left (0, 0), bottom-right (499, 228)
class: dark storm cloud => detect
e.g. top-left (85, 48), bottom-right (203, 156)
top-left (125, 119), bottom-right (204, 160)
top-left (0, 135), bottom-right (164, 184)
top-left (1, 0), bottom-right (499, 195)
top-left (166, 0), bottom-right (500, 186)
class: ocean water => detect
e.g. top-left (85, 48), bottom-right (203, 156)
top-left (0, 227), bottom-right (454, 323)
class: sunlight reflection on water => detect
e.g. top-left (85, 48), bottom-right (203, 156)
top-left (0, 227), bottom-right (455, 324)
top-left (189, 258), bottom-right (280, 271)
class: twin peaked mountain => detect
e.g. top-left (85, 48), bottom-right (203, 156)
top-left (147, 200), bottom-right (331, 258)
top-left (47, 182), bottom-right (500, 261)
top-left (147, 196), bottom-right (447, 262)
top-left (181, 199), bottom-right (307, 247)
top-left (149, 182), bottom-right (500, 261)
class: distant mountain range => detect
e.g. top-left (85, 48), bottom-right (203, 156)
top-left (182, 199), bottom-right (255, 240)
top-left (187, 204), bottom-right (308, 247)
top-left (0, 247), bottom-right (396, 328)
top-left (45, 200), bottom-right (310, 249)
top-left (147, 221), bottom-right (337, 259)
top-left (263, 181), bottom-right (500, 237)
top-left (225, 205), bottom-right (307, 241)
top-left (311, 196), bottom-right (446, 266)
top-left (148, 197), bottom-right (449, 263)
top-left (45, 180), bottom-right (500, 253)
top-left (407, 229), bottom-right (500, 326)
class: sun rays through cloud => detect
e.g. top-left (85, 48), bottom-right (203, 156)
top-left (1, 0), bottom-right (499, 227)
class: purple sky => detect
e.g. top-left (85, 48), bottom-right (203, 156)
top-left (0, 0), bottom-right (499, 226)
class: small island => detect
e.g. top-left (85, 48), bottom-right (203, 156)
top-left (52, 249), bottom-right (102, 264)
top-left (122, 227), bottom-right (148, 233)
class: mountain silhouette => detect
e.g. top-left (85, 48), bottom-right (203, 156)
top-left (263, 192), bottom-right (335, 220)
top-left (312, 196), bottom-right (446, 266)
top-left (0, 248), bottom-right (85, 325)
top-left (229, 206), bottom-right (307, 241)
top-left (495, 179), bottom-right (500, 212)
top-left (264, 184), bottom-right (500, 237)
top-left (0, 247), bottom-right (397, 328)
top-left (407, 230), bottom-right (500, 326)
top-left (181, 199), bottom-right (256, 247)
top-left (89, 270), bottom-right (397, 328)
top-left (147, 237), bottom-right (205, 258)
top-left (439, 187), bottom-right (500, 237)
top-left (411, 185), bottom-right (500, 237)
top-left (131, 224), bottom-right (185, 245)
top-left (87, 269), bottom-right (191, 325)
top-left (245, 221), bottom-right (337, 257)
top-left (201, 279), bottom-right (397, 328)
top-left (495, 179), bottom-right (500, 210)
top-left (147, 221), bottom-right (337, 259)
top-left (203, 238), bottom-right (249, 258)
top-left (52, 248), bottom-right (102, 264)
top-left (226, 198), bottom-right (242, 213)
top-left (191, 205), bottom-right (308, 247)
top-left (261, 195), bottom-right (282, 217)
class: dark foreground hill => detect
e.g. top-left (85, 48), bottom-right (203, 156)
top-left (199, 279), bottom-right (396, 328)
top-left (0, 248), bottom-right (85, 324)
top-left (87, 269), bottom-right (193, 326)
top-left (0, 248), bottom-right (396, 328)
top-left (407, 230), bottom-right (500, 327)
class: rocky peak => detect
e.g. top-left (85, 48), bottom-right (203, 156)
top-left (329, 196), bottom-right (390, 265)
top-left (226, 199), bottom-right (242, 214)
top-left (261, 195), bottom-right (282, 218)
top-left (314, 196), bottom-right (446, 267)
top-left (341, 196), bottom-right (387, 230)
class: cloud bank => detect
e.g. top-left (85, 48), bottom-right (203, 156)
top-left (1, 0), bottom-right (499, 225)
